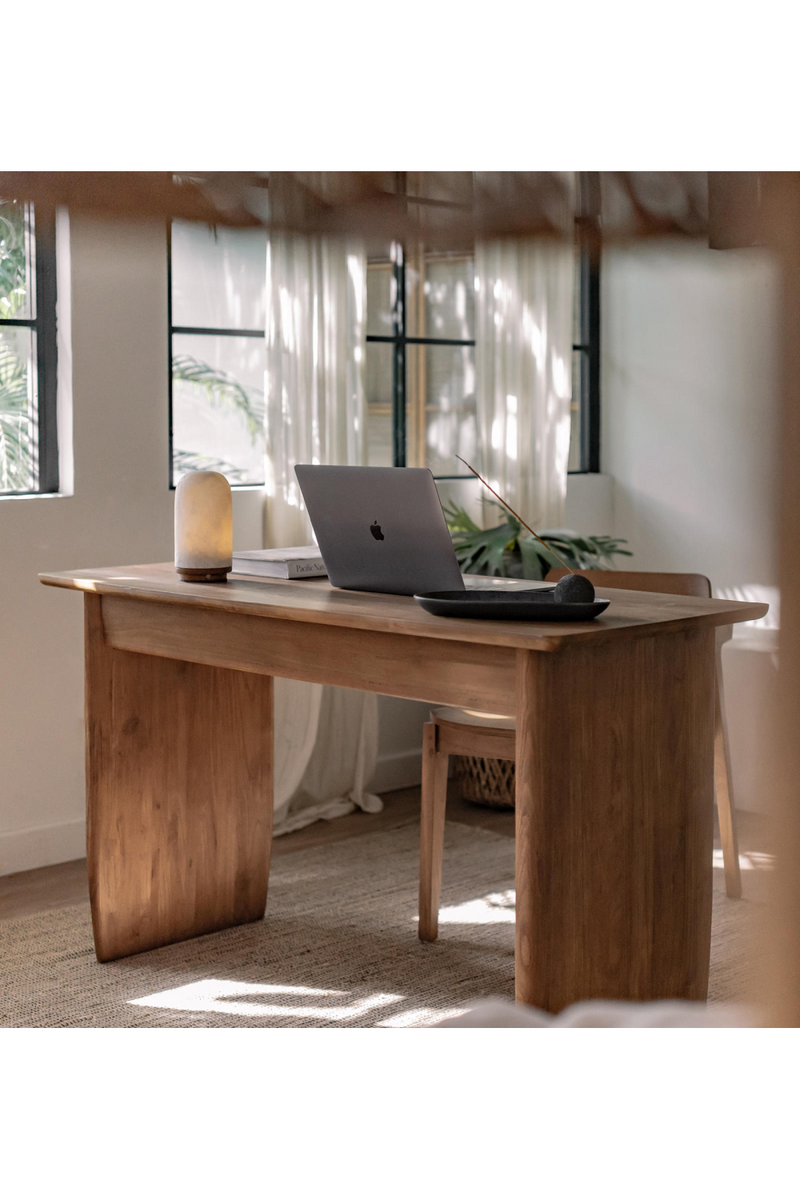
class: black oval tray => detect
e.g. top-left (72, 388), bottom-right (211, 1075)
top-left (413, 589), bottom-right (610, 622)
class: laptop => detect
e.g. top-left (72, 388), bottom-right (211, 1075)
top-left (294, 464), bottom-right (466, 595)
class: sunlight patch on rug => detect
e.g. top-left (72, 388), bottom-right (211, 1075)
top-left (130, 979), bottom-right (404, 1021)
top-left (435, 889), bottom-right (516, 925)
top-left (712, 849), bottom-right (774, 871)
top-left (377, 1007), bottom-right (469, 1027)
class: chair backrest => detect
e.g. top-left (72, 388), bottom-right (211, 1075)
top-left (544, 568), bottom-right (712, 599)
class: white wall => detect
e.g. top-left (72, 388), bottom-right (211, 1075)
top-left (563, 473), bottom-right (613, 537)
top-left (602, 240), bottom-right (780, 812)
top-left (603, 241), bottom-right (778, 588)
top-left (1, 215), bottom-right (170, 873)
top-left (0, 215), bottom-right (262, 876)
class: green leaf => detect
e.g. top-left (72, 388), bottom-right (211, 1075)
top-left (172, 353), bottom-right (265, 446)
top-left (0, 338), bottom-right (34, 492)
top-left (445, 506), bottom-right (632, 580)
top-left (449, 517), bottom-right (518, 576)
top-left (441, 501), bottom-right (481, 533)
top-left (518, 536), bottom-right (546, 580)
top-left (0, 200), bottom-right (29, 320)
top-left (173, 449), bottom-right (249, 482)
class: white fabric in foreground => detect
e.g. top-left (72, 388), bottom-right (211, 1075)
top-left (273, 683), bottom-right (381, 837)
top-left (435, 998), bottom-right (754, 1027)
top-left (272, 678), bottom-right (323, 816)
top-left (264, 232), bottom-right (380, 837)
top-left (475, 238), bottom-right (573, 530)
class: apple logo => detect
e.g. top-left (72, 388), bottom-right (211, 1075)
top-left (370, 520), bottom-right (385, 541)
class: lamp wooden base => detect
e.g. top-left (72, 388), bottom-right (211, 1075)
top-left (176, 566), bottom-right (231, 583)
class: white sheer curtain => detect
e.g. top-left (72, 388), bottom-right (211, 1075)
top-left (474, 239), bottom-right (574, 529)
top-left (264, 233), bottom-right (381, 836)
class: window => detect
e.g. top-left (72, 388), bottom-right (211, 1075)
top-left (0, 198), bottom-right (58, 495)
top-left (366, 171), bottom-right (600, 477)
top-left (366, 241), bottom-right (477, 475)
top-left (570, 172), bottom-right (601, 473)
top-left (366, 172), bottom-right (477, 476)
top-left (168, 173), bottom-right (600, 488)
top-left (168, 219), bottom-right (267, 488)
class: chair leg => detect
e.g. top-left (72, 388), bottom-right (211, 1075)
top-left (715, 639), bottom-right (742, 900)
top-left (419, 722), bottom-right (449, 942)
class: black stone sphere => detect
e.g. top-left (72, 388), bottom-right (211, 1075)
top-left (553, 573), bottom-right (596, 604)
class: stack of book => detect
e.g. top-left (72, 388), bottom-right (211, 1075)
top-left (230, 545), bottom-right (327, 580)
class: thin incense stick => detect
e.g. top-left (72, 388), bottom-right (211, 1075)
top-left (455, 455), bottom-right (572, 572)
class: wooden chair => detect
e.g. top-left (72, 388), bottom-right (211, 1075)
top-left (418, 569), bottom-right (742, 943)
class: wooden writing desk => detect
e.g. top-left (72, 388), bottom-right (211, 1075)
top-left (40, 563), bottom-right (767, 1012)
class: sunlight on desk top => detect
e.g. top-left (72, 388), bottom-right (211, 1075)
top-left (39, 562), bottom-right (770, 653)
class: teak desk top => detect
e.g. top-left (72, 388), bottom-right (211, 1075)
top-left (39, 562), bottom-right (768, 651)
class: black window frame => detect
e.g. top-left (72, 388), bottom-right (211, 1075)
top-left (166, 219), bottom-right (266, 491)
top-left (366, 174), bottom-right (476, 478)
top-left (366, 240), bottom-right (477, 477)
top-left (573, 171), bottom-right (601, 474)
top-left (366, 172), bottom-right (601, 478)
top-left (0, 201), bottom-right (59, 496)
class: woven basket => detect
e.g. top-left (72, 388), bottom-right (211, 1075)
top-left (452, 753), bottom-right (516, 810)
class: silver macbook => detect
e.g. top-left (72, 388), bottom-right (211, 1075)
top-left (294, 465), bottom-right (466, 595)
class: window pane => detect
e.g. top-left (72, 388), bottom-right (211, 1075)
top-left (0, 199), bottom-right (34, 320)
top-left (366, 255), bottom-right (395, 337)
top-left (406, 344), bottom-right (476, 475)
top-left (407, 253), bottom-right (474, 340)
top-left (171, 220), bottom-right (267, 330)
top-left (365, 340), bottom-right (393, 466)
top-left (568, 348), bottom-right (585, 473)
top-left (0, 325), bottom-right (37, 493)
top-left (172, 334), bottom-right (265, 486)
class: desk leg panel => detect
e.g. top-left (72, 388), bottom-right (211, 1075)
top-left (515, 628), bottom-right (715, 1012)
top-left (85, 594), bottom-right (273, 962)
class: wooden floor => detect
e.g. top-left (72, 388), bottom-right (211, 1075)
top-left (0, 785), bottom-right (770, 923)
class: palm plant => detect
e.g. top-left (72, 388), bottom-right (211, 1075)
top-left (0, 341), bottom-right (34, 492)
top-left (444, 499), bottom-right (631, 580)
top-left (172, 354), bottom-right (265, 444)
top-left (0, 201), bottom-right (35, 491)
top-left (0, 201), bottom-right (28, 320)
top-left (172, 448), bottom-right (249, 482)
top-left (171, 353), bottom-right (265, 481)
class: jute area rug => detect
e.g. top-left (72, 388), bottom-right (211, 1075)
top-left (0, 822), bottom-right (765, 1028)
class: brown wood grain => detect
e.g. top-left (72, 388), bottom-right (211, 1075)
top-left (761, 174), bottom-right (800, 1026)
top-left (99, 594), bottom-right (518, 713)
top-left (714, 630), bottom-right (742, 900)
top-left (418, 723), bottom-right (449, 943)
top-left (84, 593), bottom-right (273, 961)
top-left (514, 628), bottom-right (716, 1012)
top-left (40, 561), bottom-right (768, 652)
top-left (549, 569), bottom-right (744, 901)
